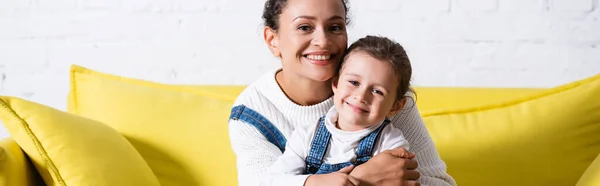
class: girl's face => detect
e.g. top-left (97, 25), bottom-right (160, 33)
top-left (332, 51), bottom-right (406, 130)
top-left (265, 0), bottom-right (348, 82)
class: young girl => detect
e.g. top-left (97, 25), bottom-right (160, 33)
top-left (267, 35), bottom-right (416, 185)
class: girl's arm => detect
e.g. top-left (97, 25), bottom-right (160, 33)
top-left (266, 126), bottom-right (311, 186)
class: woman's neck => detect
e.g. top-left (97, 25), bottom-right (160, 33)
top-left (275, 70), bottom-right (333, 106)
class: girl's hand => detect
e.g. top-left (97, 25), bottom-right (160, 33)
top-left (350, 147), bottom-right (420, 186)
top-left (305, 165), bottom-right (360, 186)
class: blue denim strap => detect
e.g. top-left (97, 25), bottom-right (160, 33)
top-left (305, 117), bottom-right (330, 174)
top-left (355, 119), bottom-right (391, 164)
top-left (229, 105), bottom-right (287, 153)
top-left (314, 162), bottom-right (354, 174)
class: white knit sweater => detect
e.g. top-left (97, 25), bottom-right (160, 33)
top-left (228, 69), bottom-right (456, 186)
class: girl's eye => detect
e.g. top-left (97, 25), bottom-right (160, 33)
top-left (372, 89), bottom-right (384, 95)
top-left (348, 81), bottom-right (359, 86)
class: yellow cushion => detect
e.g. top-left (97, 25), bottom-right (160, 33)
top-left (0, 96), bottom-right (160, 186)
top-left (422, 73), bottom-right (600, 186)
top-left (413, 87), bottom-right (543, 113)
top-left (576, 153), bottom-right (600, 186)
top-left (68, 65), bottom-right (238, 186)
top-left (0, 138), bottom-right (43, 186)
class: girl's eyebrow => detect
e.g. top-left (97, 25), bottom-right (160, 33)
top-left (343, 73), bottom-right (361, 78)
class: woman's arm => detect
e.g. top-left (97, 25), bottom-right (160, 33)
top-left (229, 119), bottom-right (309, 186)
top-left (387, 97), bottom-right (457, 186)
top-left (350, 147), bottom-right (420, 186)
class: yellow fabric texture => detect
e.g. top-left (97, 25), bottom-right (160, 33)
top-left (0, 138), bottom-right (43, 186)
top-left (577, 153), bottom-right (600, 186)
top-left (422, 73), bottom-right (600, 186)
top-left (413, 87), bottom-right (542, 113)
top-left (0, 96), bottom-right (161, 186)
top-left (68, 65), bottom-right (238, 186)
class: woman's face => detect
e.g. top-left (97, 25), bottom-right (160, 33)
top-left (265, 0), bottom-right (348, 82)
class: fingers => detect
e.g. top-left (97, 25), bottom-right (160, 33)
top-left (403, 159), bottom-right (419, 170)
top-left (403, 152), bottom-right (416, 159)
top-left (403, 169), bottom-right (421, 181)
top-left (385, 147), bottom-right (416, 159)
top-left (343, 181), bottom-right (357, 186)
top-left (404, 180), bottom-right (420, 186)
top-left (347, 176), bottom-right (361, 186)
top-left (337, 165), bottom-right (355, 174)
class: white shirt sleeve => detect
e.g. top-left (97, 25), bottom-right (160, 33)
top-left (229, 119), bottom-right (309, 186)
top-left (266, 126), bottom-right (312, 186)
top-left (375, 124), bottom-right (411, 153)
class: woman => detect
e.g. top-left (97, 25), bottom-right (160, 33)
top-left (228, 0), bottom-right (456, 185)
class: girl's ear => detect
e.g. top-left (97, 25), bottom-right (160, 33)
top-left (264, 27), bottom-right (280, 57)
top-left (387, 97), bottom-right (407, 118)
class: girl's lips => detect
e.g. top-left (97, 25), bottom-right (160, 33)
top-left (345, 101), bottom-right (368, 113)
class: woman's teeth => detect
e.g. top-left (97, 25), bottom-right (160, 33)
top-left (306, 55), bottom-right (331, 60)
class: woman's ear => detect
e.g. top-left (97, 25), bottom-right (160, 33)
top-left (387, 97), bottom-right (407, 118)
top-left (264, 27), bottom-right (280, 57)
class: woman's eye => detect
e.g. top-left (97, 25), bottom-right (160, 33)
top-left (330, 25), bottom-right (344, 32)
top-left (348, 81), bottom-right (359, 86)
top-left (298, 25), bottom-right (312, 32)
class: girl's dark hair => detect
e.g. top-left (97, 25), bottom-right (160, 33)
top-left (262, 0), bottom-right (350, 30)
top-left (341, 35), bottom-right (414, 101)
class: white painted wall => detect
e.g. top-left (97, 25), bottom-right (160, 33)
top-left (1, 0), bottom-right (599, 138)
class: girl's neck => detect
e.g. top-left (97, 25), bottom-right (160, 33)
top-left (275, 70), bottom-right (333, 106)
top-left (335, 118), bottom-right (366, 132)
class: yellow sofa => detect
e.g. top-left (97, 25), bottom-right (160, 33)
top-left (1, 65), bottom-right (599, 186)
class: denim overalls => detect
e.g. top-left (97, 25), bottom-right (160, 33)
top-left (229, 105), bottom-right (389, 175)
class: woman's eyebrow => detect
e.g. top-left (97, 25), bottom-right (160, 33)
top-left (293, 15), bottom-right (344, 22)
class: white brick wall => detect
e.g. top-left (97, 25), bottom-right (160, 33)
top-left (0, 0), bottom-right (599, 138)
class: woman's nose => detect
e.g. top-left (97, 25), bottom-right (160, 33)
top-left (311, 28), bottom-right (330, 48)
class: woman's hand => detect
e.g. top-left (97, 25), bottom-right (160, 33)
top-left (305, 165), bottom-right (360, 186)
top-left (350, 147), bottom-right (420, 186)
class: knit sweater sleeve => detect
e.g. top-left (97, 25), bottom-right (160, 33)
top-left (229, 118), bottom-right (309, 186)
top-left (390, 97), bottom-right (457, 186)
